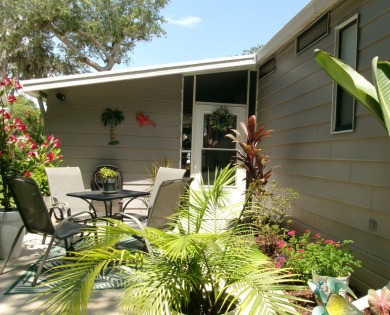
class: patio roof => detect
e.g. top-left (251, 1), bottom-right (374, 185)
top-left (21, 55), bottom-right (256, 98)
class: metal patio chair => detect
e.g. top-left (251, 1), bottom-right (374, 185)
top-left (114, 175), bottom-right (193, 253)
top-left (45, 167), bottom-right (98, 219)
top-left (0, 176), bottom-right (94, 286)
top-left (120, 166), bottom-right (187, 217)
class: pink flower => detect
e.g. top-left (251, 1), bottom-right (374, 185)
top-left (277, 241), bottom-right (285, 248)
top-left (28, 152), bottom-right (36, 157)
top-left (54, 139), bottom-right (61, 148)
top-left (279, 256), bottom-right (286, 263)
top-left (305, 229), bottom-right (311, 233)
top-left (7, 95), bottom-right (17, 103)
top-left (24, 171), bottom-right (31, 177)
top-left (315, 233), bottom-right (321, 237)
top-left (299, 249), bottom-right (304, 253)
top-left (47, 135), bottom-right (54, 142)
top-left (47, 152), bottom-right (55, 162)
top-left (287, 230), bottom-right (296, 236)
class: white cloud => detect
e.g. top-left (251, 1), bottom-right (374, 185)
top-left (167, 16), bottom-right (202, 27)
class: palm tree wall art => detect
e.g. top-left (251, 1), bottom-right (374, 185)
top-left (101, 108), bottom-right (124, 145)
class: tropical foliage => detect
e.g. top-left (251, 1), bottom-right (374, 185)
top-left (314, 49), bottom-right (390, 136)
top-left (37, 166), bottom-right (309, 315)
top-left (0, 77), bottom-right (62, 209)
top-left (226, 115), bottom-right (272, 196)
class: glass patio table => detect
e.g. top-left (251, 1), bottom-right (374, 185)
top-left (67, 189), bottom-right (149, 217)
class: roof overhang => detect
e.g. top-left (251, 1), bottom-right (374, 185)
top-left (255, 0), bottom-right (342, 65)
top-left (22, 55), bottom-right (256, 98)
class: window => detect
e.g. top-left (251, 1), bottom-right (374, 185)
top-left (195, 71), bottom-right (248, 104)
top-left (332, 15), bottom-right (358, 132)
top-left (258, 57), bottom-right (275, 80)
top-left (296, 13), bottom-right (329, 54)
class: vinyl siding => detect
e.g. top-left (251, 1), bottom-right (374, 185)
top-left (44, 75), bottom-right (183, 190)
top-left (256, 0), bottom-right (390, 292)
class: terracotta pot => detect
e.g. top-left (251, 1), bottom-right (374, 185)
top-left (0, 210), bottom-right (25, 259)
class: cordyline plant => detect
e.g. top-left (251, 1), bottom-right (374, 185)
top-left (226, 115), bottom-right (273, 225)
top-left (0, 77), bottom-right (63, 210)
top-left (226, 115), bottom-right (272, 195)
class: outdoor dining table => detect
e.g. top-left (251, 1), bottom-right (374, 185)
top-left (67, 189), bottom-right (150, 217)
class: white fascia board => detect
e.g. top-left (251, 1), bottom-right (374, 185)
top-left (21, 55), bottom-right (256, 95)
top-left (256, 0), bottom-right (342, 64)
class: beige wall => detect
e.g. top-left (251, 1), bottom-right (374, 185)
top-left (256, 0), bottom-right (390, 291)
top-left (44, 74), bottom-right (183, 191)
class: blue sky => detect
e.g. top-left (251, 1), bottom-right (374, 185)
top-left (128, 0), bottom-right (311, 68)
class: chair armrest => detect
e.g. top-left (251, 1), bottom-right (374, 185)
top-left (112, 212), bottom-right (152, 254)
top-left (112, 212), bottom-right (146, 230)
top-left (48, 205), bottom-right (65, 221)
top-left (121, 196), bottom-right (148, 212)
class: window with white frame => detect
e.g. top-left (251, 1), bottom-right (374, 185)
top-left (332, 15), bottom-right (358, 132)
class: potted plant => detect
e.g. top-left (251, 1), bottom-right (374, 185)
top-left (0, 77), bottom-right (62, 259)
top-left (98, 166), bottom-right (119, 193)
top-left (277, 230), bottom-right (361, 288)
top-left (37, 166), bottom-right (310, 314)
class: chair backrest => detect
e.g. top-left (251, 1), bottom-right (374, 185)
top-left (147, 177), bottom-right (193, 229)
top-left (45, 167), bottom-right (89, 213)
top-left (148, 167), bottom-right (186, 211)
top-left (91, 165), bottom-right (123, 191)
top-left (6, 176), bottom-right (55, 235)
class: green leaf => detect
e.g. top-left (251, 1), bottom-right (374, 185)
top-left (372, 58), bottom-right (390, 135)
top-left (314, 49), bottom-right (386, 131)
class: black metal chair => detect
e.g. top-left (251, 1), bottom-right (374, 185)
top-left (0, 176), bottom-right (94, 286)
top-left (91, 165), bottom-right (123, 191)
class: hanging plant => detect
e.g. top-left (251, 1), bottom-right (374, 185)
top-left (101, 108), bottom-right (124, 145)
top-left (209, 106), bottom-right (234, 132)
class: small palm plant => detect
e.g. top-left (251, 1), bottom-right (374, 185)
top-left (37, 166), bottom-right (309, 315)
top-left (101, 108), bottom-right (124, 145)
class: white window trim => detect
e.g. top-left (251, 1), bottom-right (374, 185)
top-left (331, 14), bottom-right (359, 134)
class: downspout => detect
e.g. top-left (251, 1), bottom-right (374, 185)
top-left (37, 93), bottom-right (46, 128)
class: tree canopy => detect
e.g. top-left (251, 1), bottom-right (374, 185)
top-left (0, 0), bottom-right (170, 78)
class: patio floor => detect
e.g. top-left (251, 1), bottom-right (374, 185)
top-left (0, 233), bottom-right (123, 315)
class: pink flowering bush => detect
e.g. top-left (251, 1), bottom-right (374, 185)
top-left (1, 77), bottom-right (62, 210)
top-left (276, 230), bottom-right (361, 281)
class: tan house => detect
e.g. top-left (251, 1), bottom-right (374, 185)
top-left (23, 0), bottom-right (389, 292)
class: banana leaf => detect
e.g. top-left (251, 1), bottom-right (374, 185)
top-left (314, 49), bottom-right (389, 134)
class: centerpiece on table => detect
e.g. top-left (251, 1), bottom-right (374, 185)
top-left (0, 77), bottom-right (62, 259)
top-left (277, 230), bottom-right (361, 293)
top-left (98, 167), bottom-right (119, 193)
